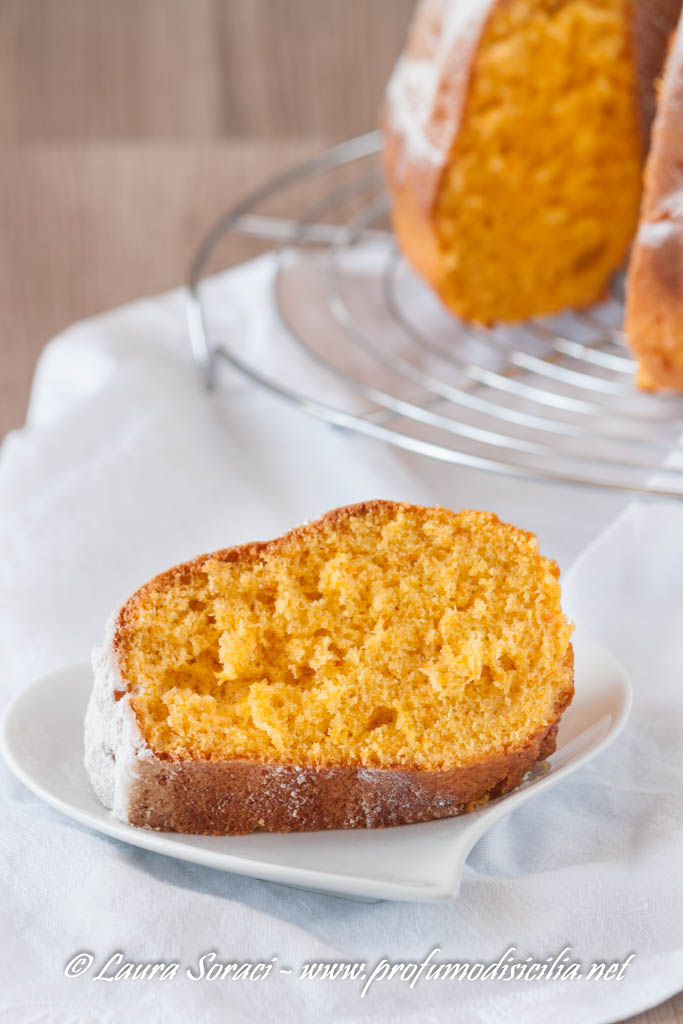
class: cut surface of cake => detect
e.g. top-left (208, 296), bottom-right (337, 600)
top-left (84, 502), bottom-right (574, 835)
top-left (383, 0), bottom-right (682, 324)
top-left (626, 13), bottom-right (683, 390)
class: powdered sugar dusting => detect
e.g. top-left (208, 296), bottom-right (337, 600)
top-left (639, 190), bottom-right (683, 246)
top-left (671, 9), bottom-right (683, 71)
top-left (661, 191), bottom-right (683, 221)
top-left (386, 0), bottom-right (495, 171)
top-left (638, 6), bottom-right (683, 252)
top-left (637, 219), bottom-right (678, 246)
top-left (637, 189), bottom-right (683, 246)
top-left (387, 56), bottom-right (447, 165)
top-left (84, 611), bottom-right (153, 822)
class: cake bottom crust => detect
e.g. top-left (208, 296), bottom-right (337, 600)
top-left (126, 693), bottom-right (571, 835)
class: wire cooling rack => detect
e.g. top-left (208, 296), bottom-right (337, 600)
top-left (187, 131), bottom-right (683, 499)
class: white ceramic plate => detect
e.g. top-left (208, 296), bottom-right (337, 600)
top-left (1, 630), bottom-right (630, 902)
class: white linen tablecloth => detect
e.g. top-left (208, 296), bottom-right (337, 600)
top-left (1, 255), bottom-right (681, 1024)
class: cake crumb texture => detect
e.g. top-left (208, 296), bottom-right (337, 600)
top-left (116, 502), bottom-right (573, 772)
top-left (386, 0), bottom-right (644, 323)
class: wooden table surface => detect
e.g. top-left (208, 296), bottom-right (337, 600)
top-left (0, 6), bottom-right (680, 1021)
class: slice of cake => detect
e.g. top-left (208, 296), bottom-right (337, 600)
top-left (84, 502), bottom-right (574, 835)
top-left (383, 0), bottom-right (682, 324)
top-left (626, 13), bottom-right (683, 390)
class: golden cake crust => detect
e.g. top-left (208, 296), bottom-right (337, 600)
top-left (105, 501), bottom-right (574, 835)
top-left (626, 15), bottom-right (683, 390)
top-left (381, 0), bottom-right (498, 307)
top-left (126, 706), bottom-right (569, 834)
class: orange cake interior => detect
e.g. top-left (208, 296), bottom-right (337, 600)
top-left (117, 504), bottom-right (574, 770)
top-left (399, 0), bottom-right (644, 323)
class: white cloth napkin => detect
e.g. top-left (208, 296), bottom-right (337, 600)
top-left (1, 254), bottom-right (682, 1024)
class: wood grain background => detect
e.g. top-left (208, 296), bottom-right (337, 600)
top-left (0, 0), bottom-right (415, 437)
top-left (0, 7), bottom-right (681, 1019)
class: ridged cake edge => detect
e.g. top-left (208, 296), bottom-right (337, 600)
top-left (625, 13), bottom-right (683, 390)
